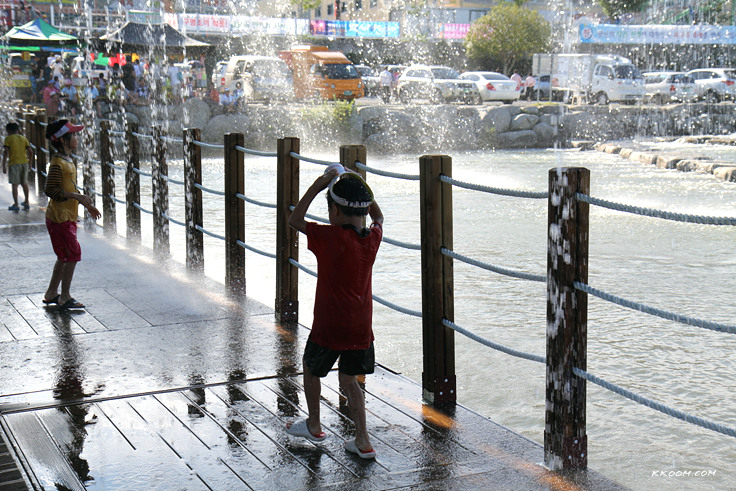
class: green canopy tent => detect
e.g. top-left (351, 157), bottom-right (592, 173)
top-left (2, 18), bottom-right (79, 47)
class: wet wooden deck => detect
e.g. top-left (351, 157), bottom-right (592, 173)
top-left (0, 191), bottom-right (625, 490)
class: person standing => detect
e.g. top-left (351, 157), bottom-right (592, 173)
top-left (510, 69), bottom-right (522, 92)
top-left (286, 165), bottom-right (384, 460)
top-left (2, 122), bottom-right (34, 211)
top-left (167, 62), bottom-right (181, 103)
top-left (42, 120), bottom-right (101, 309)
top-left (379, 67), bottom-right (393, 103)
top-left (524, 73), bottom-right (536, 101)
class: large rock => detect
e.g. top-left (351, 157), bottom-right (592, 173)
top-left (480, 106), bottom-right (512, 133)
top-left (533, 122), bottom-right (556, 143)
top-left (203, 113), bottom-right (250, 144)
top-left (510, 113), bottom-right (539, 131)
top-left (174, 98), bottom-right (211, 131)
top-left (496, 130), bottom-right (538, 148)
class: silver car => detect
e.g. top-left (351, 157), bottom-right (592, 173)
top-left (460, 71), bottom-right (521, 104)
top-left (643, 72), bottom-right (696, 104)
top-left (686, 68), bottom-right (736, 102)
top-left (397, 65), bottom-right (479, 104)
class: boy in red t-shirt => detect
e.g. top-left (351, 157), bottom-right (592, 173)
top-left (286, 165), bottom-right (383, 459)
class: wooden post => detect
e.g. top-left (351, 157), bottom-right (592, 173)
top-left (224, 132), bottom-right (245, 295)
top-left (419, 155), bottom-right (456, 406)
top-left (99, 120), bottom-right (116, 233)
top-left (184, 128), bottom-right (204, 274)
top-left (24, 111), bottom-right (36, 195)
top-left (152, 124), bottom-right (170, 256)
top-left (275, 137), bottom-right (300, 323)
top-left (545, 167), bottom-right (589, 471)
top-left (125, 123), bottom-right (141, 243)
top-left (34, 109), bottom-right (47, 200)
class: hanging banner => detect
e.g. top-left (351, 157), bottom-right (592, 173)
top-left (580, 24), bottom-right (736, 45)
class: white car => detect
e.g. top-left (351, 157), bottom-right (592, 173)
top-left (397, 65), bottom-right (479, 104)
top-left (643, 72), bottom-right (696, 104)
top-left (686, 68), bottom-right (736, 102)
top-left (460, 71), bottom-right (521, 104)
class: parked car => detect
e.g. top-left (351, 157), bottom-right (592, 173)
top-left (397, 65), bottom-right (479, 104)
top-left (686, 68), bottom-right (736, 102)
top-left (219, 55), bottom-right (294, 102)
top-left (355, 65), bottom-right (379, 97)
top-left (460, 71), bottom-right (520, 104)
top-left (642, 71), bottom-right (696, 104)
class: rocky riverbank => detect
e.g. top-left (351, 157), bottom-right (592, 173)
top-left (99, 97), bottom-right (736, 156)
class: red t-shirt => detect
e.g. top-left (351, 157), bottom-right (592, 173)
top-left (306, 221), bottom-right (382, 350)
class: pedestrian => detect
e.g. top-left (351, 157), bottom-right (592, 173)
top-left (379, 67), bottom-right (393, 103)
top-left (42, 79), bottom-right (61, 117)
top-left (219, 88), bottom-right (235, 113)
top-left (2, 122), bottom-right (34, 211)
top-left (167, 62), bottom-right (181, 103)
top-left (42, 120), bottom-right (101, 309)
top-left (285, 164), bottom-right (384, 460)
top-left (510, 69), bottom-right (522, 91)
top-left (524, 73), bottom-right (536, 101)
top-left (60, 79), bottom-right (80, 116)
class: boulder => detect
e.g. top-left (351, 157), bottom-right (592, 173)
top-left (510, 113), bottom-right (539, 131)
top-left (713, 166), bottom-right (736, 181)
top-left (496, 130), bottom-right (538, 148)
top-left (533, 122), bottom-right (556, 143)
top-left (480, 106), bottom-right (512, 134)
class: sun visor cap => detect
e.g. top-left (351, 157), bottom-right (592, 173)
top-left (46, 120), bottom-right (84, 142)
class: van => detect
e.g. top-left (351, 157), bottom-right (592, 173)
top-left (278, 45), bottom-right (363, 101)
top-left (219, 55), bottom-right (293, 102)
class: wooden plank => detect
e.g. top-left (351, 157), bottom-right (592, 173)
top-left (3, 412), bottom-right (84, 490)
top-left (0, 299), bottom-right (36, 340)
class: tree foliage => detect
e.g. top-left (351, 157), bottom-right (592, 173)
top-left (463, 2), bottom-right (551, 75)
top-left (597, 0), bottom-right (649, 21)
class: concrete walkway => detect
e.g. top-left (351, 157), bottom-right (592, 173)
top-left (0, 183), bottom-right (626, 490)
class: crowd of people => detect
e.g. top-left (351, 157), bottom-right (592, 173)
top-left (28, 53), bottom-right (218, 119)
top-left (510, 70), bottom-right (537, 100)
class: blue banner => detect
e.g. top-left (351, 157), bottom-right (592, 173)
top-left (580, 24), bottom-right (736, 45)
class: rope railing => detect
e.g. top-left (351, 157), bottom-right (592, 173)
top-left (193, 140), bottom-right (224, 150)
top-left (235, 192), bottom-right (277, 210)
top-left (381, 236), bottom-right (421, 251)
top-left (442, 319), bottom-right (545, 363)
top-left (577, 193), bottom-right (736, 226)
top-left (574, 281), bottom-right (736, 335)
top-left (440, 174), bottom-right (549, 199)
top-left (133, 202), bottom-right (153, 215)
top-left (234, 144), bottom-right (277, 157)
top-left (573, 367), bottom-right (736, 439)
top-left (195, 224), bottom-right (225, 241)
top-left (133, 167), bottom-right (153, 178)
top-left (162, 174), bottom-right (185, 186)
top-left (193, 182), bottom-right (225, 197)
top-left (442, 247), bottom-right (546, 283)
top-left (289, 151), bottom-right (338, 166)
top-left (236, 239), bottom-right (277, 259)
top-left (132, 131), bottom-right (153, 140)
top-left (162, 211), bottom-right (186, 228)
top-left (355, 161), bottom-right (420, 181)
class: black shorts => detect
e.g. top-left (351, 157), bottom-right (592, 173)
top-left (303, 339), bottom-right (375, 378)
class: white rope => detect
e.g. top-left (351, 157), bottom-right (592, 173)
top-left (440, 175), bottom-right (548, 199)
top-left (443, 247), bottom-right (546, 283)
top-left (236, 240), bottom-right (276, 259)
top-left (443, 319), bottom-right (545, 363)
top-left (162, 174), bottom-right (185, 186)
top-left (354, 162), bottom-right (420, 181)
top-left (194, 182), bottom-right (225, 196)
top-left (235, 192), bottom-right (277, 209)
top-left (133, 202), bottom-right (153, 215)
top-left (235, 144), bottom-right (277, 157)
top-left (162, 212), bottom-right (186, 228)
top-left (289, 151), bottom-right (337, 166)
top-left (193, 140), bottom-right (224, 149)
top-left (195, 224), bottom-right (225, 241)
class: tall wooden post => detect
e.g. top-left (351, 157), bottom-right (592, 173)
top-left (152, 124), bottom-right (169, 256)
top-left (99, 120), bottom-right (116, 234)
top-left (24, 111), bottom-right (36, 195)
top-left (419, 155), bottom-right (456, 406)
top-left (125, 123), bottom-right (141, 244)
top-left (34, 109), bottom-right (47, 200)
top-left (545, 167), bottom-right (589, 471)
top-left (275, 137), bottom-right (300, 323)
top-left (224, 132), bottom-right (245, 295)
top-left (184, 128), bottom-right (204, 273)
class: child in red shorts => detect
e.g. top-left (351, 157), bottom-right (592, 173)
top-left (286, 164), bottom-right (383, 459)
top-left (42, 120), bottom-right (101, 309)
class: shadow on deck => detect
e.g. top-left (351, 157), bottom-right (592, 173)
top-left (0, 192), bottom-right (624, 490)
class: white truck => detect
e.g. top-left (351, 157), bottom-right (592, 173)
top-left (532, 53), bottom-right (645, 105)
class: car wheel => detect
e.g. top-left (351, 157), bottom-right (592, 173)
top-left (399, 89), bottom-right (411, 104)
top-left (503, 99), bottom-right (513, 105)
top-left (596, 92), bottom-right (609, 105)
top-left (430, 88), bottom-right (443, 105)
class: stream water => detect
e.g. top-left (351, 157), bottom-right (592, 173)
top-left (107, 142), bottom-right (736, 491)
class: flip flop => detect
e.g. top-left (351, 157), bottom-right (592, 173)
top-left (60, 298), bottom-right (85, 309)
top-left (285, 419), bottom-right (327, 442)
top-left (345, 439), bottom-right (376, 460)
top-left (42, 295), bottom-right (60, 305)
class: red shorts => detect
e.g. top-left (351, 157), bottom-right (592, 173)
top-left (46, 219), bottom-right (81, 263)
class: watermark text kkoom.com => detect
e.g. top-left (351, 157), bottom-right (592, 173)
top-left (652, 469), bottom-right (717, 477)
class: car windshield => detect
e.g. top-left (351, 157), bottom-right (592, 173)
top-left (670, 74), bottom-right (693, 83)
top-left (431, 67), bottom-right (460, 79)
top-left (615, 65), bottom-right (642, 79)
top-left (252, 60), bottom-right (290, 78)
top-left (356, 66), bottom-right (377, 77)
top-left (321, 63), bottom-right (359, 80)
top-left (481, 73), bottom-right (508, 80)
